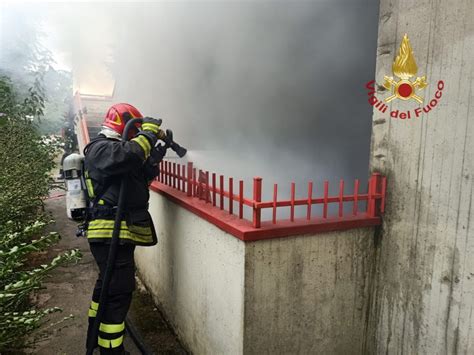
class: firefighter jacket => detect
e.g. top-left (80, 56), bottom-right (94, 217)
top-left (83, 133), bottom-right (158, 246)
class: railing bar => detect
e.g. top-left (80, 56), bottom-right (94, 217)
top-left (187, 162), bottom-right (193, 197)
top-left (161, 161), bottom-right (166, 185)
top-left (159, 161), bottom-right (163, 183)
top-left (218, 193), bottom-right (254, 206)
top-left (307, 181), bottom-right (313, 220)
top-left (353, 179), bottom-right (359, 215)
top-left (239, 180), bottom-right (244, 219)
top-left (212, 173), bottom-right (217, 207)
top-left (205, 171), bottom-right (210, 203)
top-left (323, 181), bottom-right (329, 219)
top-left (338, 179), bottom-right (344, 217)
top-left (368, 175), bottom-right (375, 217)
top-left (229, 177), bottom-right (234, 214)
top-left (273, 184), bottom-right (278, 224)
top-left (290, 182), bottom-right (295, 222)
top-left (256, 194), bottom-right (372, 209)
top-left (201, 170), bottom-right (205, 200)
top-left (181, 164), bottom-right (185, 192)
top-left (172, 163), bottom-right (176, 189)
top-left (220, 175), bottom-right (224, 210)
top-left (252, 177), bottom-right (262, 228)
top-left (176, 163), bottom-right (180, 191)
top-left (193, 168), bottom-right (197, 197)
top-left (168, 161), bottom-right (171, 186)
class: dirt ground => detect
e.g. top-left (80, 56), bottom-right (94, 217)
top-left (26, 188), bottom-right (187, 355)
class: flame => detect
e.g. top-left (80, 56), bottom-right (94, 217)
top-left (392, 34), bottom-right (418, 80)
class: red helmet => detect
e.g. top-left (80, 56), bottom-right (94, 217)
top-left (103, 103), bottom-right (143, 135)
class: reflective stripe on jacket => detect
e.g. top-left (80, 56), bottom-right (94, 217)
top-left (83, 134), bottom-right (158, 246)
top-left (87, 219), bottom-right (155, 245)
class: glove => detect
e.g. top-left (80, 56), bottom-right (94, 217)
top-left (150, 143), bottom-right (167, 164)
top-left (135, 117), bottom-right (162, 146)
top-left (144, 143), bottom-right (167, 181)
top-left (141, 117), bottom-right (162, 135)
top-left (131, 117), bottom-right (162, 158)
top-left (161, 129), bottom-right (173, 147)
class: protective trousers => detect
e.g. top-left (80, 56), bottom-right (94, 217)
top-left (86, 243), bottom-right (136, 354)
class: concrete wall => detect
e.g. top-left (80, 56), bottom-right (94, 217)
top-left (368, 1), bottom-right (474, 354)
top-left (135, 192), bottom-right (246, 355)
top-left (243, 229), bottom-right (374, 355)
top-left (138, 191), bottom-right (376, 354)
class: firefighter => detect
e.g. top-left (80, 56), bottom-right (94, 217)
top-left (83, 103), bottom-right (165, 354)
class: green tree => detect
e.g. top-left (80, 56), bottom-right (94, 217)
top-left (0, 73), bottom-right (81, 353)
top-left (0, 10), bottom-right (72, 135)
top-left (0, 14), bottom-right (79, 350)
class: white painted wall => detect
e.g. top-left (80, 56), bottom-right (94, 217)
top-left (368, 1), bottom-right (474, 353)
top-left (135, 192), bottom-right (246, 355)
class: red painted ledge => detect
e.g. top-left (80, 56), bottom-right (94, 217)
top-left (150, 182), bottom-right (381, 242)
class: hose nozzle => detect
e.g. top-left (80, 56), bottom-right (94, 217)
top-left (163, 129), bottom-right (187, 158)
top-left (123, 118), bottom-right (187, 158)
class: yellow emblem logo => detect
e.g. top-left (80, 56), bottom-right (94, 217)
top-left (383, 34), bottom-right (427, 104)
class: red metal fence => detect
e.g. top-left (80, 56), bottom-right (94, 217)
top-left (158, 160), bottom-right (386, 229)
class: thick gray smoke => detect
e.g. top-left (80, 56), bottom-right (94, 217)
top-left (1, 1), bottom-right (380, 215)
top-left (109, 1), bottom-right (380, 199)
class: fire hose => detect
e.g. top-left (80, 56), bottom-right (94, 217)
top-left (86, 118), bottom-right (186, 355)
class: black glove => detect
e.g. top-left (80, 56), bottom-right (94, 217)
top-left (150, 143), bottom-right (167, 164)
top-left (144, 143), bottom-right (168, 181)
top-left (161, 129), bottom-right (173, 147)
top-left (142, 117), bottom-right (162, 134)
top-left (136, 117), bottom-right (163, 146)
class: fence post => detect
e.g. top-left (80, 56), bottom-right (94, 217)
top-left (239, 180), bottom-right (244, 219)
top-left (176, 163), bottom-right (181, 190)
top-left (198, 170), bottom-right (204, 200)
top-left (187, 162), bottom-right (193, 197)
top-left (323, 181), bottom-right (329, 219)
top-left (205, 171), bottom-right (210, 204)
top-left (338, 179), bottom-right (344, 217)
top-left (368, 173), bottom-right (382, 217)
top-left (353, 179), bottom-right (359, 216)
top-left (290, 182), bottom-right (295, 222)
top-left (229, 177), bottom-right (234, 214)
top-left (181, 165), bottom-right (186, 191)
top-left (159, 161), bottom-right (163, 183)
top-left (273, 183), bottom-right (278, 224)
top-left (253, 177), bottom-right (262, 228)
top-left (212, 173), bottom-right (217, 207)
top-left (307, 181), bottom-right (313, 220)
top-left (219, 175), bottom-right (224, 210)
top-left (172, 163), bottom-right (176, 188)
